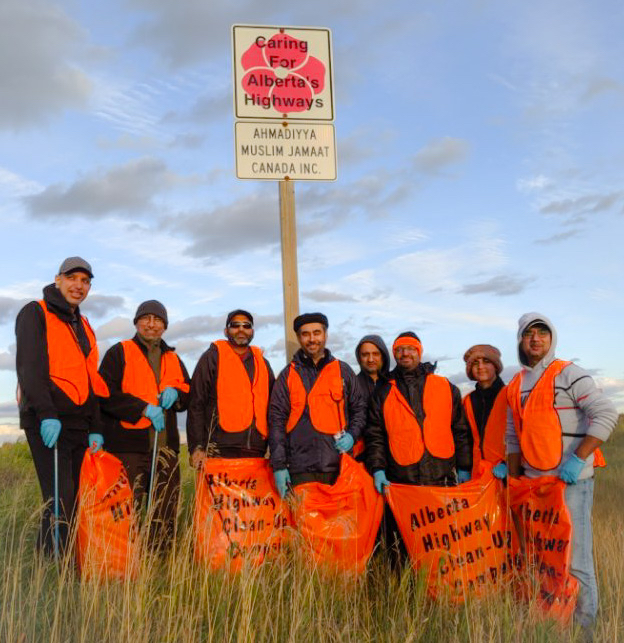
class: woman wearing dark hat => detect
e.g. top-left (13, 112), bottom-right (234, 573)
top-left (462, 345), bottom-right (508, 479)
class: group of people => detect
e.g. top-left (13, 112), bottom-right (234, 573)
top-left (15, 257), bottom-right (618, 633)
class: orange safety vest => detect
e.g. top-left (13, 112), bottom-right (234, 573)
top-left (463, 386), bottom-right (507, 476)
top-left (382, 375), bottom-right (455, 466)
top-left (39, 300), bottom-right (109, 405)
top-left (120, 340), bottom-right (189, 429)
top-left (286, 359), bottom-right (346, 435)
top-left (215, 340), bottom-right (269, 437)
top-left (507, 360), bottom-right (571, 471)
top-left (508, 360), bottom-right (606, 470)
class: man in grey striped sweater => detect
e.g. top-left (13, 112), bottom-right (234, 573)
top-left (506, 312), bottom-right (617, 635)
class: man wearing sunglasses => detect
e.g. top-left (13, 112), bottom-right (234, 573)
top-left (187, 310), bottom-right (275, 470)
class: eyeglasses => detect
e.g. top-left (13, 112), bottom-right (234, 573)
top-left (228, 322), bottom-right (253, 329)
top-left (138, 315), bottom-right (165, 326)
top-left (522, 328), bottom-right (550, 339)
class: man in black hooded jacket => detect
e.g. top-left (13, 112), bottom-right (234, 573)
top-left (354, 334), bottom-right (390, 406)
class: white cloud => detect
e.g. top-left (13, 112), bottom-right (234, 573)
top-left (0, 0), bottom-right (92, 129)
top-left (413, 137), bottom-right (470, 176)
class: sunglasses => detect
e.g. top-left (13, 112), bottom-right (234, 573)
top-left (228, 322), bottom-right (253, 329)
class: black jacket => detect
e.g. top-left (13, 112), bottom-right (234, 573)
top-left (466, 375), bottom-right (505, 454)
top-left (186, 343), bottom-right (275, 457)
top-left (15, 283), bottom-right (102, 432)
top-left (355, 334), bottom-right (391, 406)
top-left (268, 348), bottom-right (366, 475)
top-left (99, 335), bottom-right (190, 453)
top-left (365, 363), bottom-right (472, 486)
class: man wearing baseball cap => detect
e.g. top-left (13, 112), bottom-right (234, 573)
top-left (15, 257), bottom-right (109, 556)
top-left (506, 312), bottom-right (617, 633)
top-left (462, 344), bottom-right (508, 479)
top-left (268, 313), bottom-right (366, 498)
top-left (99, 300), bottom-right (190, 551)
top-left (186, 309), bottom-right (275, 469)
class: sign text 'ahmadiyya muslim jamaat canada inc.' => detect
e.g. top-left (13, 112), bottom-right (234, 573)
top-left (234, 121), bottom-right (336, 181)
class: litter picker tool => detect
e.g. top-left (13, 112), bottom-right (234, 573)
top-left (53, 442), bottom-right (60, 562)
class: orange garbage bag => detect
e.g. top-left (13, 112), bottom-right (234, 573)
top-left (508, 476), bottom-right (578, 623)
top-left (291, 454), bottom-right (383, 574)
top-left (77, 450), bottom-right (138, 580)
top-left (194, 457), bottom-right (291, 572)
top-left (386, 462), bottom-right (516, 601)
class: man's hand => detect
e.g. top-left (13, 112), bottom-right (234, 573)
top-left (88, 432), bottom-right (104, 453)
top-left (373, 470), bottom-right (391, 494)
top-left (457, 469), bottom-right (471, 484)
top-left (190, 447), bottom-right (206, 470)
top-left (334, 432), bottom-right (354, 454)
top-left (144, 404), bottom-right (165, 432)
top-left (559, 454), bottom-right (585, 484)
top-left (273, 469), bottom-right (291, 499)
top-left (492, 462), bottom-right (508, 480)
top-left (40, 419), bottom-right (61, 448)
top-left (159, 387), bottom-right (178, 410)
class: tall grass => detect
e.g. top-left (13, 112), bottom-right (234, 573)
top-left (1, 422), bottom-right (623, 642)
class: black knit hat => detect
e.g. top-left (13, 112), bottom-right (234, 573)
top-left (133, 300), bottom-right (168, 328)
top-left (293, 312), bottom-right (329, 333)
top-left (226, 309), bottom-right (254, 326)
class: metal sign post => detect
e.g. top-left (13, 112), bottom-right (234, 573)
top-left (278, 180), bottom-right (300, 362)
top-left (232, 24), bottom-right (335, 366)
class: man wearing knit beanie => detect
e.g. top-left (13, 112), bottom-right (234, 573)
top-left (462, 344), bottom-right (507, 480)
top-left (99, 300), bottom-right (190, 552)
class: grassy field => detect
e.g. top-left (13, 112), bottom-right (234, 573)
top-left (1, 420), bottom-right (622, 643)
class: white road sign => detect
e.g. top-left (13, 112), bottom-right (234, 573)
top-left (235, 121), bottom-right (336, 181)
top-left (232, 25), bottom-right (334, 121)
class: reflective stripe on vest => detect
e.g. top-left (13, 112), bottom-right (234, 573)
top-left (506, 360), bottom-right (570, 471)
top-left (285, 360), bottom-right (346, 435)
top-left (39, 300), bottom-right (109, 405)
top-left (383, 375), bottom-right (454, 466)
top-left (215, 340), bottom-right (269, 437)
top-left (463, 387), bottom-right (507, 476)
top-left (120, 340), bottom-right (189, 429)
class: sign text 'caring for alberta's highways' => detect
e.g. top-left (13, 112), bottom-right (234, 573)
top-left (235, 122), bottom-right (336, 181)
top-left (232, 25), bottom-right (334, 121)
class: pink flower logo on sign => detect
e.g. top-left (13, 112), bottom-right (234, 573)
top-left (240, 33), bottom-right (326, 114)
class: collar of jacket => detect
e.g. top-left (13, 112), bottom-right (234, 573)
top-left (390, 361), bottom-right (436, 383)
top-left (473, 375), bottom-right (505, 399)
top-left (42, 282), bottom-right (80, 323)
top-left (293, 347), bottom-right (334, 370)
top-left (132, 333), bottom-right (175, 355)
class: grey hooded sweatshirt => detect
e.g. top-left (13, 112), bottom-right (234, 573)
top-left (354, 334), bottom-right (390, 405)
top-left (505, 312), bottom-right (617, 480)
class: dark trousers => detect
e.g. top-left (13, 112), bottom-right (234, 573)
top-left (25, 427), bottom-right (88, 557)
top-left (116, 447), bottom-right (180, 552)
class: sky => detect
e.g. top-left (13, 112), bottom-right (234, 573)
top-left (1, 0), bottom-right (623, 444)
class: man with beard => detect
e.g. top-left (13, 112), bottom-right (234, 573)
top-left (268, 313), bottom-right (366, 498)
top-left (187, 310), bottom-right (275, 469)
top-left (354, 335), bottom-right (390, 405)
top-left (506, 313), bottom-right (617, 634)
top-left (365, 331), bottom-right (472, 565)
top-left (15, 257), bottom-right (109, 556)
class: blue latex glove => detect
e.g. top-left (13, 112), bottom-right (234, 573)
top-left (559, 453), bottom-right (586, 484)
top-left (457, 469), bottom-right (471, 484)
top-left (492, 463), bottom-right (508, 480)
top-left (159, 387), bottom-right (178, 410)
top-left (88, 433), bottom-right (104, 453)
top-left (334, 432), bottom-right (354, 454)
top-left (40, 419), bottom-right (62, 448)
top-left (144, 404), bottom-right (165, 432)
top-left (274, 469), bottom-right (291, 499)
top-left (373, 470), bottom-right (390, 494)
